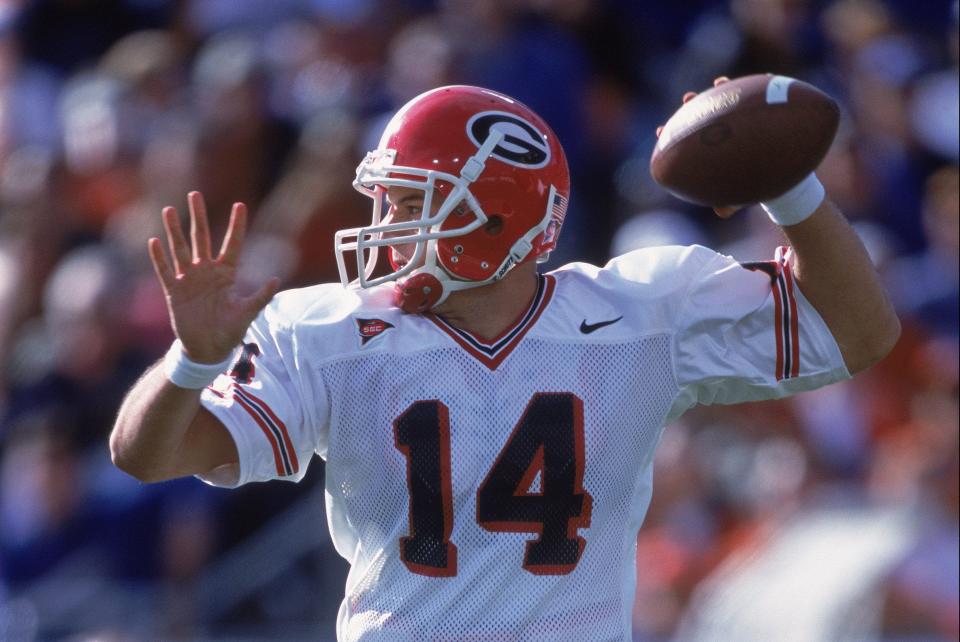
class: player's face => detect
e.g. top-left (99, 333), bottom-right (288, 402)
top-left (384, 185), bottom-right (430, 268)
top-left (379, 183), bottom-right (477, 275)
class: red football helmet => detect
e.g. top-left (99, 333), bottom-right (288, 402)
top-left (335, 85), bottom-right (570, 312)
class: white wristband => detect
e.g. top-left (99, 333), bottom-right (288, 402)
top-left (761, 173), bottom-right (826, 227)
top-left (163, 339), bottom-right (237, 389)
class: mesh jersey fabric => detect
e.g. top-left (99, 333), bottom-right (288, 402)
top-left (199, 244), bottom-right (849, 641)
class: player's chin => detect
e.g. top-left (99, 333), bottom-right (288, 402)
top-left (391, 246), bottom-right (423, 271)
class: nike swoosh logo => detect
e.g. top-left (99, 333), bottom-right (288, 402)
top-left (579, 316), bottom-right (623, 334)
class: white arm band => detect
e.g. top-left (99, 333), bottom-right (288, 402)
top-left (163, 339), bottom-right (237, 389)
top-left (761, 173), bottom-right (826, 227)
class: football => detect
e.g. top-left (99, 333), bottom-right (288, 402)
top-left (650, 74), bottom-right (840, 207)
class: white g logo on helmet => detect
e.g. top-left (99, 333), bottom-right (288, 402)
top-left (466, 111), bottom-right (551, 169)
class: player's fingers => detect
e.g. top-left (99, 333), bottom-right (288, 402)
top-left (218, 202), bottom-right (247, 265)
top-left (656, 125), bottom-right (664, 138)
top-left (713, 76), bottom-right (730, 86)
top-left (189, 191), bottom-right (213, 261)
top-left (682, 91), bottom-right (697, 104)
top-left (162, 206), bottom-right (192, 274)
top-left (147, 237), bottom-right (174, 291)
top-left (241, 276), bottom-right (280, 318)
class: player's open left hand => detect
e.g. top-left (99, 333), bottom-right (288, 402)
top-left (148, 191), bottom-right (280, 364)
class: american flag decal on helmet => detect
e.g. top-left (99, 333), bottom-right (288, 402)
top-left (543, 189), bottom-right (568, 245)
top-left (552, 191), bottom-right (568, 224)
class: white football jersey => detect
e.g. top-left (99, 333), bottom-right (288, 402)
top-left (199, 244), bottom-right (849, 641)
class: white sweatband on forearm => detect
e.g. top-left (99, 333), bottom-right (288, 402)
top-left (760, 172), bottom-right (826, 227)
top-left (163, 339), bottom-right (237, 389)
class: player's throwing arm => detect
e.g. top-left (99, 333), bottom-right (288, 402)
top-left (652, 75), bottom-right (900, 372)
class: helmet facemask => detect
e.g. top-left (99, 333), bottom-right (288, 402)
top-left (336, 129), bottom-right (512, 306)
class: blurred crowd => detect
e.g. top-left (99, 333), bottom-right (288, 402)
top-left (0, 0), bottom-right (956, 640)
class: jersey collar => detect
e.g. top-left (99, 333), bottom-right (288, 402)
top-left (426, 274), bottom-right (555, 370)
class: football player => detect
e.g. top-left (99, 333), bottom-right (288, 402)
top-left (111, 84), bottom-right (899, 640)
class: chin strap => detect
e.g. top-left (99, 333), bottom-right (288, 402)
top-left (394, 273), bottom-right (444, 313)
top-left (393, 229), bottom-right (542, 314)
top-left (392, 127), bottom-right (549, 314)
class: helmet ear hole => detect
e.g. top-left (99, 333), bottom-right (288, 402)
top-left (484, 215), bottom-right (504, 235)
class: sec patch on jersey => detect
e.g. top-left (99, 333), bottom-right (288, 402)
top-left (650, 73), bottom-right (839, 207)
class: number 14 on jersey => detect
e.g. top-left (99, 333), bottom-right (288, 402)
top-left (393, 392), bottom-right (593, 577)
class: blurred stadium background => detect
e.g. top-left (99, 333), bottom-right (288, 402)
top-left (0, 0), bottom-right (956, 640)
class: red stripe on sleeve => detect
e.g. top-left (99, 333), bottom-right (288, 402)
top-left (232, 392), bottom-right (286, 476)
top-left (784, 264), bottom-right (801, 379)
top-left (770, 266), bottom-right (785, 381)
top-left (240, 388), bottom-right (300, 474)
